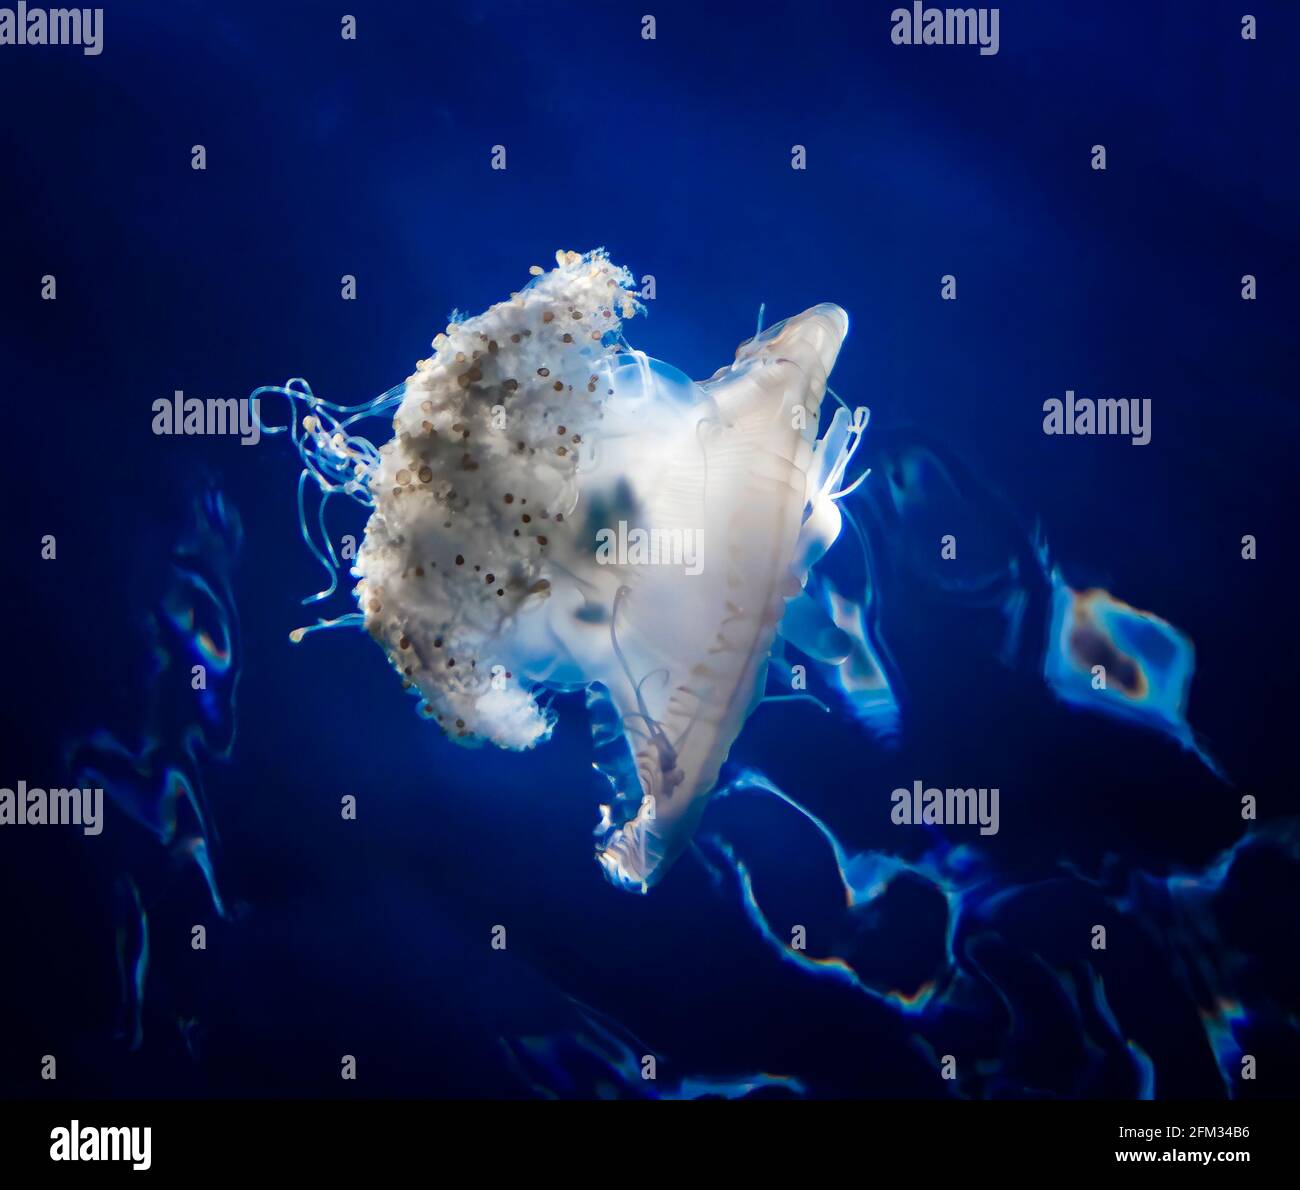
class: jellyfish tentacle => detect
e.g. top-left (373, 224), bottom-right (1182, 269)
top-left (609, 584), bottom-right (680, 783)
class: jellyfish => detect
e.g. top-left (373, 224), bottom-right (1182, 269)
top-left (254, 249), bottom-right (868, 891)
top-left (255, 249), bottom-right (1218, 896)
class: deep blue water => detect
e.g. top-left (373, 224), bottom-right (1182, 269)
top-left (2, 0), bottom-right (1298, 1099)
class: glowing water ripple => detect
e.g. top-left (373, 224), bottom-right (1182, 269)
top-left (64, 485), bottom-right (243, 1047)
top-left (699, 769), bottom-right (1298, 1099)
top-left (501, 1001), bottom-right (805, 1101)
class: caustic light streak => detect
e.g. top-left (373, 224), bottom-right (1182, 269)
top-left (64, 487), bottom-right (242, 1048)
top-left (501, 1000), bottom-right (804, 1100)
top-left (1044, 577), bottom-right (1221, 776)
top-left (866, 437), bottom-right (1221, 775)
top-left (703, 774), bottom-right (1293, 1099)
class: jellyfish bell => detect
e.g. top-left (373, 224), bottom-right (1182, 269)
top-left (581, 302), bottom-right (856, 889)
top-left (256, 250), bottom-right (863, 892)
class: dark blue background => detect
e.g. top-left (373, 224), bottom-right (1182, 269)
top-left (2, 0), bottom-right (1297, 1098)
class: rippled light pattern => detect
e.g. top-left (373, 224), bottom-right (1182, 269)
top-left (65, 487), bottom-right (243, 1047)
top-left (1044, 577), bottom-right (1219, 774)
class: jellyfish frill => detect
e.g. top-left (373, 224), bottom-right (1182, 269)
top-left (258, 250), bottom-right (861, 893)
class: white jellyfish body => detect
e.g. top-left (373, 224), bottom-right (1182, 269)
top-left (261, 250), bottom-right (861, 891)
